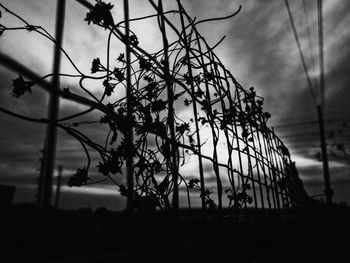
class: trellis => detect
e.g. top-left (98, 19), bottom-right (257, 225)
top-left (0, 0), bottom-right (303, 211)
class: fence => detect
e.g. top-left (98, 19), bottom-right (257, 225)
top-left (0, 0), bottom-right (305, 212)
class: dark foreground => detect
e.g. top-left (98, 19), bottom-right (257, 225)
top-left (0, 204), bottom-right (349, 263)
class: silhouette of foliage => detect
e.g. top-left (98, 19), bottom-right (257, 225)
top-left (68, 167), bottom-right (89, 187)
top-left (12, 75), bottom-right (33, 98)
top-left (91, 58), bottom-right (101, 73)
top-left (0, 0), bottom-right (303, 211)
top-left (85, 0), bottom-right (114, 29)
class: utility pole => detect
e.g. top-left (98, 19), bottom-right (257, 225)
top-left (36, 141), bottom-right (47, 207)
top-left (54, 165), bottom-right (63, 209)
top-left (42, 0), bottom-right (66, 209)
top-left (317, 106), bottom-right (332, 203)
top-left (317, 0), bottom-right (333, 203)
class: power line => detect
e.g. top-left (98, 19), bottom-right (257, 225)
top-left (302, 0), bottom-right (318, 93)
top-left (274, 119), bottom-right (330, 129)
top-left (284, 0), bottom-right (317, 106)
top-left (317, 0), bottom-right (325, 109)
top-left (280, 128), bottom-right (347, 139)
top-left (274, 117), bottom-right (350, 129)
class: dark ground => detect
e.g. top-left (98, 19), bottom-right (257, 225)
top-left (0, 203), bottom-right (349, 263)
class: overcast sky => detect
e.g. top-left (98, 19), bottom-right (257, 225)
top-left (0, 0), bottom-right (349, 210)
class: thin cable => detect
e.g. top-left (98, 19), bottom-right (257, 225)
top-left (302, 0), bottom-right (318, 95)
top-left (317, 0), bottom-right (325, 109)
top-left (284, 0), bottom-right (317, 106)
top-left (274, 119), bottom-right (330, 129)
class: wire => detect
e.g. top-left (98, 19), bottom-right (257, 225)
top-left (274, 118), bottom-right (338, 129)
top-left (284, 0), bottom-right (317, 106)
top-left (302, 0), bottom-right (318, 93)
top-left (317, 0), bottom-right (325, 109)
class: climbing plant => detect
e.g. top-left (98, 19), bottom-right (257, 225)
top-left (0, 0), bottom-right (297, 211)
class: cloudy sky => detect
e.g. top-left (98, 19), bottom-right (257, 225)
top-left (0, 0), bottom-right (349, 210)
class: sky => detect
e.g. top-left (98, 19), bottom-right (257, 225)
top-left (0, 0), bottom-right (349, 210)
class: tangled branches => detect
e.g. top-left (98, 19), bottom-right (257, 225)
top-left (0, 0), bottom-right (296, 212)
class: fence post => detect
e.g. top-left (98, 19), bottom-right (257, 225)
top-left (123, 0), bottom-right (134, 210)
top-left (177, 1), bottom-right (206, 210)
top-left (157, 0), bottom-right (179, 210)
top-left (42, 0), bottom-right (66, 209)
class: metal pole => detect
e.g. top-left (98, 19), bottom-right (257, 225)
top-left (54, 165), bottom-right (63, 209)
top-left (42, 0), bottom-right (66, 209)
top-left (36, 141), bottom-right (47, 207)
top-left (317, 105), bottom-right (333, 203)
top-left (317, 0), bottom-right (332, 203)
top-left (124, 0), bottom-right (134, 210)
top-left (177, 1), bottom-right (206, 210)
top-left (158, 0), bottom-right (179, 210)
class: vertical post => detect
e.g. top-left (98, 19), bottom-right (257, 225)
top-left (54, 165), bottom-right (63, 209)
top-left (237, 92), bottom-right (258, 209)
top-left (194, 34), bottom-right (222, 211)
top-left (158, 0), bottom-right (179, 210)
top-left (317, 105), bottom-right (332, 203)
top-left (263, 131), bottom-right (281, 210)
top-left (177, 1), bottom-right (206, 210)
top-left (42, 0), bottom-right (66, 209)
top-left (251, 115), bottom-right (272, 209)
top-left (124, 0), bottom-right (134, 210)
top-left (36, 141), bottom-right (47, 207)
top-left (317, 0), bottom-right (332, 203)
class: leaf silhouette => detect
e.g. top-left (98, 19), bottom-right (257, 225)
top-left (113, 67), bottom-right (125, 81)
top-left (129, 34), bottom-right (139, 46)
top-left (103, 79), bottom-right (114, 96)
top-left (85, 0), bottom-right (114, 29)
top-left (117, 53), bottom-right (125, 64)
top-left (68, 167), bottom-right (89, 187)
top-left (12, 75), bottom-right (33, 98)
top-left (91, 58), bottom-right (100, 73)
top-left (151, 99), bottom-right (167, 113)
top-left (139, 57), bottom-right (151, 71)
top-left (176, 123), bottom-right (190, 135)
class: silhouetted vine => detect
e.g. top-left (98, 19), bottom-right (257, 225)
top-left (0, 0), bottom-right (301, 212)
